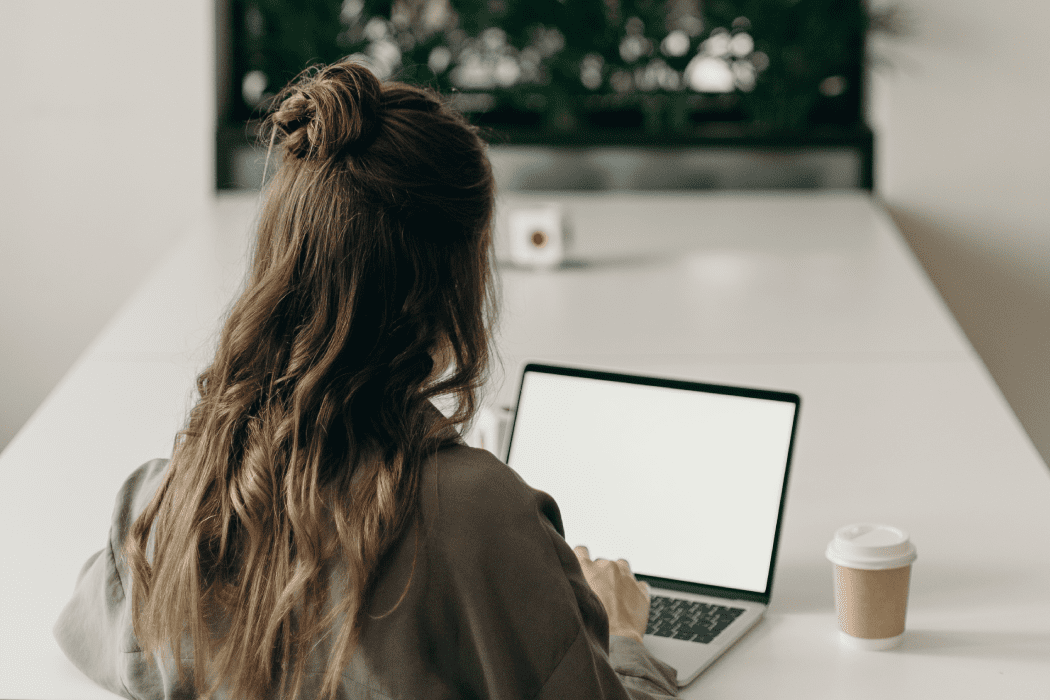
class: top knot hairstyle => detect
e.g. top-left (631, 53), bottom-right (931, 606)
top-left (126, 61), bottom-right (497, 700)
top-left (269, 61), bottom-right (385, 161)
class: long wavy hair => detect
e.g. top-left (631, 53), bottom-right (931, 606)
top-left (125, 61), bottom-right (496, 700)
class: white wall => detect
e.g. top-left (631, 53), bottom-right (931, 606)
top-left (0, 1), bottom-right (213, 454)
top-left (870, 0), bottom-right (1050, 467)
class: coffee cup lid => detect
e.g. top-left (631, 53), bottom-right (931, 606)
top-left (825, 523), bottom-right (917, 570)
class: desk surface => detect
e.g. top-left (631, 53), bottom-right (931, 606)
top-left (2, 191), bottom-right (1048, 699)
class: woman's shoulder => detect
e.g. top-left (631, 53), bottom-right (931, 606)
top-left (110, 458), bottom-right (170, 543)
top-left (425, 444), bottom-right (530, 504)
top-left (420, 443), bottom-right (566, 543)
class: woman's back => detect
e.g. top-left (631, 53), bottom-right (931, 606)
top-left (56, 445), bottom-right (678, 698)
top-left (53, 60), bottom-right (679, 699)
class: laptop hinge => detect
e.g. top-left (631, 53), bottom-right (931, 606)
top-left (636, 574), bottom-right (771, 605)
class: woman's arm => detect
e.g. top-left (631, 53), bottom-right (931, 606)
top-left (572, 545), bottom-right (679, 699)
top-left (533, 497), bottom-right (679, 699)
top-left (53, 459), bottom-right (188, 699)
top-left (53, 541), bottom-right (137, 698)
top-left (427, 446), bottom-right (678, 699)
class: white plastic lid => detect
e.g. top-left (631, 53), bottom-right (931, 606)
top-left (825, 523), bottom-right (917, 570)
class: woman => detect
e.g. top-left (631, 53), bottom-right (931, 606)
top-left (54, 61), bottom-right (678, 699)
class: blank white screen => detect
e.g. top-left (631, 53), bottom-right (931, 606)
top-left (507, 371), bottom-right (796, 593)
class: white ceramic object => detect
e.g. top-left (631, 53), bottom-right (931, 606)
top-left (506, 205), bottom-right (566, 269)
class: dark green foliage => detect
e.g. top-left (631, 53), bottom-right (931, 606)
top-left (229, 0), bottom-right (868, 134)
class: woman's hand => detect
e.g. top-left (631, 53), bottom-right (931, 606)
top-left (574, 545), bottom-right (651, 644)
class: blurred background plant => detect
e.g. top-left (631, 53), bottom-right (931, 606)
top-left (231, 0), bottom-right (877, 138)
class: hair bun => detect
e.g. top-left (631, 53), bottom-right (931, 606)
top-left (270, 61), bottom-right (384, 161)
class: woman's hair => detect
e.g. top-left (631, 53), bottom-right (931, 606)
top-left (125, 61), bottom-right (496, 700)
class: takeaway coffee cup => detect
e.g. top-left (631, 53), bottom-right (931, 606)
top-left (825, 524), bottom-right (917, 650)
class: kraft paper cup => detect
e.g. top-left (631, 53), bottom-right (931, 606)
top-left (826, 524), bottom-right (917, 650)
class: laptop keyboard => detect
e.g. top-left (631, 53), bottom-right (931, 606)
top-left (646, 595), bottom-right (746, 643)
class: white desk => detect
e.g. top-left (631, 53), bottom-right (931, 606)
top-left (2, 191), bottom-right (1048, 699)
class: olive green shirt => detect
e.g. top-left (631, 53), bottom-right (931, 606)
top-left (54, 445), bottom-right (679, 699)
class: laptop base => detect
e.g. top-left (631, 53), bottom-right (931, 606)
top-left (642, 597), bottom-right (766, 687)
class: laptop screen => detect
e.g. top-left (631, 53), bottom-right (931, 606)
top-left (505, 365), bottom-right (799, 595)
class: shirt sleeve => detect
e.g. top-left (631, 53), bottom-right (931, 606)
top-left (53, 538), bottom-right (136, 698)
top-left (531, 488), bottom-right (680, 700)
top-left (52, 459), bottom-right (189, 700)
top-left (425, 447), bottom-right (679, 699)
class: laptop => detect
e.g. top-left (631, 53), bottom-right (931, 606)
top-left (503, 363), bottom-right (801, 686)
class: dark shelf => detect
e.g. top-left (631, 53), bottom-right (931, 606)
top-left (217, 120), bottom-right (873, 191)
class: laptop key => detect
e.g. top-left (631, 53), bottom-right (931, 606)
top-left (646, 595), bottom-right (746, 643)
